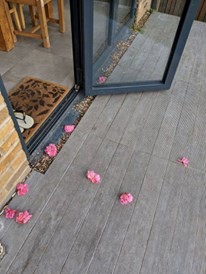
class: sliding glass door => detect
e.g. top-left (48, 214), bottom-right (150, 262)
top-left (80, 0), bottom-right (201, 95)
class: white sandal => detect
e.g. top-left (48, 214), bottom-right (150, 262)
top-left (14, 111), bottom-right (34, 129)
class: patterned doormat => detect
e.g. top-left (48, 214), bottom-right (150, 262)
top-left (8, 77), bottom-right (70, 143)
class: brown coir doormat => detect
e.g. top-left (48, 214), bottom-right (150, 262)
top-left (8, 77), bottom-right (70, 143)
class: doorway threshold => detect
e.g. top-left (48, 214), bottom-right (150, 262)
top-left (27, 86), bottom-right (83, 157)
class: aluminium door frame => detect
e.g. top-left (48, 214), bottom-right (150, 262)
top-left (82, 0), bottom-right (201, 96)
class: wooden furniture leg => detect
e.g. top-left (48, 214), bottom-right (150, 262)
top-left (9, 3), bottom-right (22, 31)
top-left (57, 0), bottom-right (65, 33)
top-left (17, 4), bottom-right (25, 29)
top-left (0, 0), bottom-right (16, 49)
top-left (36, 0), bottom-right (50, 48)
top-left (29, 6), bottom-right (38, 26)
top-left (45, 1), bottom-right (53, 18)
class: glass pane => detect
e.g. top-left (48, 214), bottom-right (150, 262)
top-left (93, 0), bottom-right (110, 62)
top-left (116, 0), bottom-right (133, 32)
top-left (93, 0), bottom-right (186, 85)
top-left (1, 1), bottom-right (74, 143)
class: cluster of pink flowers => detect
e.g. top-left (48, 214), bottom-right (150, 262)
top-left (178, 157), bottom-right (189, 167)
top-left (44, 144), bottom-right (58, 158)
top-left (5, 208), bottom-right (32, 224)
top-left (64, 124), bottom-right (75, 133)
top-left (44, 125), bottom-right (75, 158)
top-left (16, 183), bottom-right (29, 196)
top-left (86, 170), bottom-right (101, 184)
top-left (4, 183), bottom-right (32, 225)
top-left (98, 76), bottom-right (107, 84)
top-left (86, 170), bottom-right (134, 205)
top-left (119, 193), bottom-right (133, 205)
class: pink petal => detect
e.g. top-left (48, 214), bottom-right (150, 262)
top-left (5, 207), bottom-right (17, 219)
top-left (64, 125), bottom-right (75, 133)
top-left (16, 183), bottom-right (29, 196)
top-left (98, 76), bottom-right (107, 84)
top-left (86, 170), bottom-right (101, 184)
top-left (178, 157), bottom-right (189, 167)
top-left (16, 211), bottom-right (32, 224)
top-left (44, 144), bottom-right (58, 157)
top-left (119, 193), bottom-right (133, 205)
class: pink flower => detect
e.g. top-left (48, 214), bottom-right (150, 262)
top-left (178, 157), bottom-right (189, 167)
top-left (119, 193), bottom-right (133, 205)
top-left (16, 183), bottom-right (29, 196)
top-left (16, 211), bottom-right (32, 224)
top-left (86, 170), bottom-right (101, 184)
top-left (5, 207), bottom-right (17, 219)
top-left (64, 125), bottom-right (75, 133)
top-left (44, 144), bottom-right (58, 157)
top-left (98, 76), bottom-right (107, 84)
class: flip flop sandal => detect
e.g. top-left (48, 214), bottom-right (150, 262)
top-left (14, 111), bottom-right (34, 129)
top-left (19, 126), bottom-right (24, 133)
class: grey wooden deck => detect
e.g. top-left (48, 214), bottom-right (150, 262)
top-left (1, 19), bottom-right (206, 274)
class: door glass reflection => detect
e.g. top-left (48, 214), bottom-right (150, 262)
top-left (93, 0), bottom-right (186, 85)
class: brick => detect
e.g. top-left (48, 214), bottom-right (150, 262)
top-left (0, 163), bottom-right (30, 208)
top-left (0, 146), bottom-right (27, 181)
top-left (1, 130), bottom-right (19, 153)
top-left (5, 161), bottom-right (30, 192)
top-left (0, 106), bottom-right (9, 124)
top-left (0, 119), bottom-right (15, 144)
top-left (0, 189), bottom-right (8, 205)
top-left (0, 142), bottom-right (22, 173)
top-left (0, 166), bottom-right (14, 187)
top-left (0, 94), bottom-right (5, 105)
top-left (0, 101), bottom-right (6, 111)
top-left (11, 150), bottom-right (27, 170)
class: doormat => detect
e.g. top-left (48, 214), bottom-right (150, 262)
top-left (8, 77), bottom-right (69, 143)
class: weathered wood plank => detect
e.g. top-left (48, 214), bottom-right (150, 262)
top-left (152, 81), bottom-right (188, 159)
top-left (75, 95), bottom-right (111, 135)
top-left (165, 169), bottom-right (204, 274)
top-left (106, 93), bottom-right (141, 143)
top-left (191, 174), bottom-right (206, 274)
top-left (0, 171), bottom-right (43, 240)
top-left (120, 92), bottom-right (156, 148)
top-left (138, 162), bottom-right (185, 274)
top-left (189, 23), bottom-right (206, 84)
top-left (169, 83), bottom-right (202, 163)
top-left (187, 87), bottom-right (206, 171)
top-left (135, 92), bottom-right (170, 154)
top-left (91, 94), bottom-right (126, 138)
top-left (85, 151), bottom-right (150, 274)
top-left (0, 130), bottom-right (93, 273)
top-left (113, 156), bottom-right (168, 274)
top-left (32, 139), bottom-right (118, 274)
top-left (60, 144), bottom-right (134, 274)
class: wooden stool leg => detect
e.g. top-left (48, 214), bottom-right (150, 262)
top-left (36, 0), bottom-right (50, 48)
top-left (10, 3), bottom-right (22, 31)
top-left (57, 0), bottom-right (65, 33)
top-left (29, 6), bottom-right (38, 26)
top-left (45, 2), bottom-right (53, 19)
top-left (17, 4), bottom-right (25, 29)
top-left (4, 1), bottom-right (17, 43)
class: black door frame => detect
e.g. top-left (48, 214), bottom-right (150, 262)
top-left (81, 0), bottom-right (201, 95)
